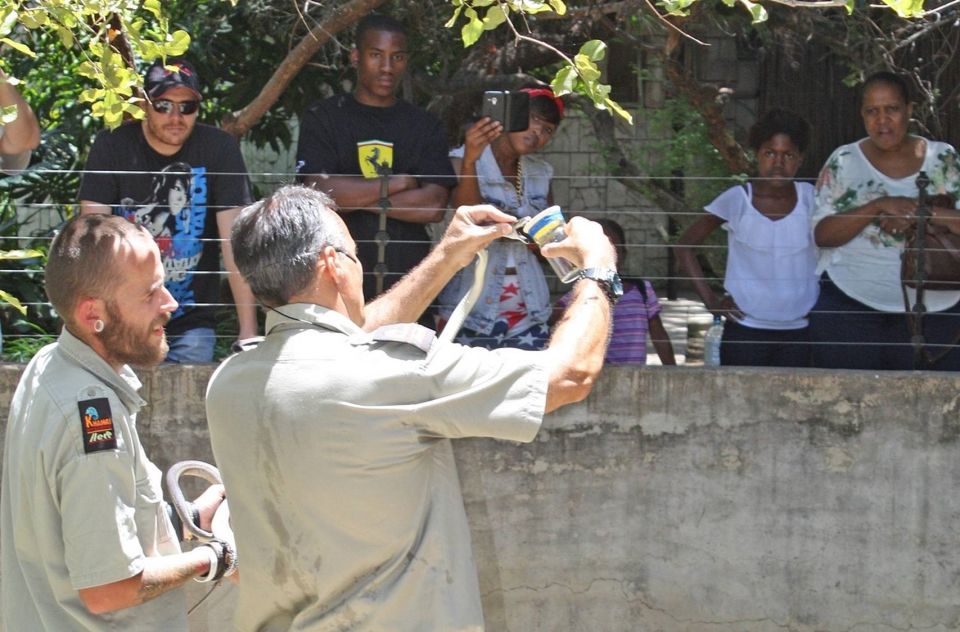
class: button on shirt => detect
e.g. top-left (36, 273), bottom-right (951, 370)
top-left (0, 328), bottom-right (186, 631)
top-left (206, 303), bottom-right (548, 631)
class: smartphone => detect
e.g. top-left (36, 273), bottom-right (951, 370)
top-left (481, 91), bottom-right (530, 133)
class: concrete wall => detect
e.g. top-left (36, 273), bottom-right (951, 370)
top-left (1, 362), bottom-right (958, 631)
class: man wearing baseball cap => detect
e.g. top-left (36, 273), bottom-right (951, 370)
top-left (79, 57), bottom-right (257, 362)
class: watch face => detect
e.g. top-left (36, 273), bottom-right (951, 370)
top-left (610, 273), bottom-right (624, 297)
top-left (581, 268), bottom-right (623, 304)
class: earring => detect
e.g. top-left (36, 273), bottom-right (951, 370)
top-left (94, 319), bottom-right (104, 333)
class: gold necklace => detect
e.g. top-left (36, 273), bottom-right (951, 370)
top-left (514, 159), bottom-right (523, 204)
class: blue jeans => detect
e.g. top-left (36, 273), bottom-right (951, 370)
top-left (165, 327), bottom-right (216, 364)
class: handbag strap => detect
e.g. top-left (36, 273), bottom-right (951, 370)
top-left (901, 283), bottom-right (960, 366)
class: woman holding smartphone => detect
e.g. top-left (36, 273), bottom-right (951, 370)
top-left (437, 87), bottom-right (564, 349)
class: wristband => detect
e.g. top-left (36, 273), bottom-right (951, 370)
top-left (193, 538), bottom-right (237, 583)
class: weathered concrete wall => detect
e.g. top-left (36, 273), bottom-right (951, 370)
top-left (1, 363), bottom-right (959, 631)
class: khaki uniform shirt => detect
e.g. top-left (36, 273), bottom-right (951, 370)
top-left (1, 328), bottom-right (186, 630)
top-left (206, 303), bottom-right (548, 631)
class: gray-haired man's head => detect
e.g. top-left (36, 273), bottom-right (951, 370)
top-left (232, 185), bottom-right (350, 307)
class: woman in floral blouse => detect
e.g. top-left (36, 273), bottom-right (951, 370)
top-left (810, 71), bottom-right (960, 370)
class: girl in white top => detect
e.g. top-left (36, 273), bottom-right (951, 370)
top-left (676, 109), bottom-right (818, 367)
top-left (811, 71), bottom-right (960, 370)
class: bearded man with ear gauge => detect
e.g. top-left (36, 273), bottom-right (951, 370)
top-left (1, 215), bottom-right (230, 630)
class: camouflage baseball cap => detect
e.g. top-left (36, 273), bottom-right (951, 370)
top-left (144, 58), bottom-right (201, 100)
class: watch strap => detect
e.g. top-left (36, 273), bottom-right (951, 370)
top-left (578, 268), bottom-right (623, 305)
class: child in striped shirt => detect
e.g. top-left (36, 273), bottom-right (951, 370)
top-left (555, 219), bottom-right (676, 365)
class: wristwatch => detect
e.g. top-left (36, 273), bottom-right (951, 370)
top-left (577, 268), bottom-right (623, 305)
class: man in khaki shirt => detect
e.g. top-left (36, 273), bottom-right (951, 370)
top-left (1, 215), bottom-right (231, 630)
top-left (206, 185), bottom-right (619, 630)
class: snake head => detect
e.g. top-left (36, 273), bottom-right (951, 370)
top-left (504, 217), bottom-right (533, 243)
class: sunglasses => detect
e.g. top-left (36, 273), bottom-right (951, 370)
top-left (151, 99), bottom-right (200, 116)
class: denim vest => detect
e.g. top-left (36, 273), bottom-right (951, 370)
top-left (438, 146), bottom-right (554, 334)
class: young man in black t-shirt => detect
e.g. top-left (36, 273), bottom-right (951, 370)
top-left (295, 14), bottom-right (455, 308)
top-left (79, 58), bottom-right (257, 362)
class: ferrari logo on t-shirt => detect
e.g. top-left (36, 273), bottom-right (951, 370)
top-left (78, 397), bottom-right (117, 453)
top-left (357, 140), bottom-right (394, 179)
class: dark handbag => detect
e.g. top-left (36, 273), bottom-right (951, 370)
top-left (900, 192), bottom-right (960, 367)
top-left (901, 224), bottom-right (960, 290)
top-left (901, 194), bottom-right (960, 290)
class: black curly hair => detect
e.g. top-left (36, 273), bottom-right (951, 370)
top-left (747, 108), bottom-right (811, 154)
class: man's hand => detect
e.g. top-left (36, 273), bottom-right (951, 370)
top-left (364, 204), bottom-right (514, 329)
top-left (437, 204), bottom-right (516, 269)
top-left (194, 484), bottom-right (226, 533)
top-left (539, 216), bottom-right (617, 271)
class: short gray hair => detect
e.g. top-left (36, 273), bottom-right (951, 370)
top-left (232, 185), bottom-right (348, 307)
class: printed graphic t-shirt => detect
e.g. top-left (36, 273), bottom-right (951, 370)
top-left (296, 94), bottom-right (455, 300)
top-left (78, 122), bottom-right (253, 335)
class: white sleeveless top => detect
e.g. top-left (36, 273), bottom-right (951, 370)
top-left (705, 182), bottom-right (819, 329)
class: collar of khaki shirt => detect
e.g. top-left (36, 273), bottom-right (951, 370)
top-left (265, 303), bottom-right (363, 337)
top-left (57, 326), bottom-right (146, 413)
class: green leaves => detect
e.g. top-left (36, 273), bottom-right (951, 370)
top-left (665, 0), bottom-right (767, 22)
top-left (0, 36), bottom-right (33, 56)
top-left (738, 0), bottom-right (768, 22)
top-left (882, 0), bottom-right (924, 17)
top-left (0, 1), bottom-right (230, 128)
top-left (462, 7), bottom-right (484, 46)
top-left (458, 1), bottom-right (513, 47)
top-left (553, 40), bottom-right (633, 124)
top-left (658, 0), bottom-right (698, 17)
top-left (445, 3), bottom-right (633, 124)
top-left (0, 290), bottom-right (26, 316)
top-left (662, 0), bottom-right (925, 22)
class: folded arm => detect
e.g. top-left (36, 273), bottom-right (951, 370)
top-left (304, 174), bottom-right (447, 224)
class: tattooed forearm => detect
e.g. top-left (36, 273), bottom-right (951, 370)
top-left (134, 554), bottom-right (206, 605)
top-left (78, 548), bottom-right (210, 614)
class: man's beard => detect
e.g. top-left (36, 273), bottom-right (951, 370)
top-left (100, 301), bottom-right (170, 367)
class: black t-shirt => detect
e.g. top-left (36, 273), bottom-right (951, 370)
top-left (295, 94), bottom-right (455, 300)
top-left (78, 122), bottom-right (253, 335)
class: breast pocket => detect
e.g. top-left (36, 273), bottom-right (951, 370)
top-left (135, 459), bottom-right (178, 555)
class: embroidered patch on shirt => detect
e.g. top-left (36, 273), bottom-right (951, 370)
top-left (78, 397), bottom-right (117, 454)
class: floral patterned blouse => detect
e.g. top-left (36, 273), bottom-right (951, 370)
top-left (813, 137), bottom-right (960, 312)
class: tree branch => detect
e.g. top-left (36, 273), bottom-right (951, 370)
top-left (574, 95), bottom-right (691, 222)
top-left (663, 56), bottom-right (751, 174)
